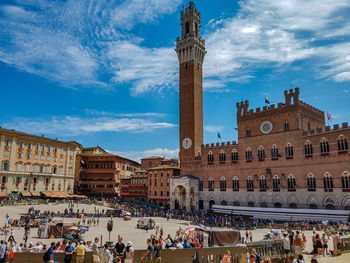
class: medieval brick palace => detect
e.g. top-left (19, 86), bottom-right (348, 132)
top-left (170, 2), bottom-right (350, 212)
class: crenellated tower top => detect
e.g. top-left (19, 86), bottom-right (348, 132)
top-left (176, 1), bottom-right (206, 65)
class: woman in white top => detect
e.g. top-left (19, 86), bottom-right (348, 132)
top-left (125, 241), bottom-right (134, 263)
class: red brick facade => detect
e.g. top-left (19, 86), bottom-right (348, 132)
top-left (176, 3), bottom-right (350, 211)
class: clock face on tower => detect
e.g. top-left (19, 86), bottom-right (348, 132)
top-left (182, 138), bottom-right (192, 150)
top-left (260, 121), bottom-right (273, 134)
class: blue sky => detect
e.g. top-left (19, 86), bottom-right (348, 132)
top-left (0, 0), bottom-right (350, 162)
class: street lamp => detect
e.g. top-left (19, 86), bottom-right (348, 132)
top-left (107, 216), bottom-right (113, 242)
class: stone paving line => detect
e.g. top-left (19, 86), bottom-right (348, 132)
top-left (0, 204), bottom-right (348, 263)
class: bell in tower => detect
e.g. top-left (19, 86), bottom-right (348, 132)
top-left (176, 1), bottom-right (206, 165)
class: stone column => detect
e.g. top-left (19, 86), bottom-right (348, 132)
top-left (185, 189), bottom-right (191, 212)
top-left (194, 192), bottom-right (199, 211)
top-left (169, 181), bottom-right (175, 211)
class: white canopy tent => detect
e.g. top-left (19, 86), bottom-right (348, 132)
top-left (211, 205), bottom-right (350, 223)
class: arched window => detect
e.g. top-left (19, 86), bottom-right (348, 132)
top-left (232, 176), bottom-right (239, 191)
top-left (287, 174), bottom-right (296, 191)
top-left (207, 151), bottom-right (214, 164)
top-left (52, 166), bottom-right (57, 174)
top-left (305, 141), bottom-right (313, 156)
top-left (271, 145), bottom-right (279, 159)
top-left (259, 176), bottom-right (267, 191)
top-left (16, 162), bottom-right (22, 171)
top-left (231, 150), bottom-right (238, 162)
top-left (285, 143), bottom-right (294, 158)
top-left (185, 21), bottom-right (190, 34)
top-left (284, 122), bottom-right (290, 131)
top-left (220, 177), bottom-right (226, 191)
top-left (307, 173), bottom-right (316, 191)
top-left (257, 146), bottom-right (265, 160)
top-left (246, 148), bottom-right (253, 161)
top-left (247, 176), bottom-right (254, 191)
top-left (199, 180), bottom-right (203, 191)
top-left (208, 177), bottom-right (214, 191)
top-left (341, 172), bottom-right (350, 191)
top-left (320, 138), bottom-right (330, 154)
top-left (1, 161), bottom-right (9, 171)
top-left (338, 136), bottom-right (348, 152)
top-left (272, 175), bottom-right (280, 191)
top-left (324, 173), bottom-right (333, 191)
top-left (219, 150), bottom-right (226, 163)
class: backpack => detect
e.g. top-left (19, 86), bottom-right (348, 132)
top-left (256, 254), bottom-right (263, 263)
top-left (43, 249), bottom-right (50, 262)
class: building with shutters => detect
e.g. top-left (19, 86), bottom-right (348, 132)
top-left (76, 146), bottom-right (140, 197)
top-left (0, 127), bottom-right (81, 197)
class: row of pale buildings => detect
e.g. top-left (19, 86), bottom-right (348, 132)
top-left (0, 126), bottom-right (179, 205)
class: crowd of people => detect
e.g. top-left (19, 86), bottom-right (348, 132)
top-left (0, 199), bottom-right (348, 263)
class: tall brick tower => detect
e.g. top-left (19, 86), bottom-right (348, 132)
top-left (176, 1), bottom-right (206, 164)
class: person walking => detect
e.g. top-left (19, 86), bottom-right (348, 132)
top-left (141, 239), bottom-right (153, 263)
top-left (93, 237), bottom-right (101, 263)
top-left (125, 241), bottom-right (134, 263)
top-left (321, 233), bottom-right (328, 256)
top-left (293, 231), bottom-right (303, 257)
top-left (153, 240), bottom-right (162, 263)
top-left (64, 241), bottom-right (74, 263)
top-left (76, 241), bottom-right (87, 263)
top-left (283, 233), bottom-right (291, 263)
top-left (315, 234), bottom-right (323, 255)
top-left (23, 225), bottom-right (30, 243)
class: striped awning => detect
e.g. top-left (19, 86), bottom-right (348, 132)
top-left (21, 192), bottom-right (32, 197)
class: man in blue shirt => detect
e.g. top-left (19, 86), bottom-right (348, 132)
top-left (48, 242), bottom-right (55, 263)
top-left (183, 240), bottom-right (191, 248)
top-left (0, 240), bottom-right (6, 263)
top-left (64, 241), bottom-right (74, 263)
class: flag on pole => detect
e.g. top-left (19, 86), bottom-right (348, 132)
top-left (265, 96), bottom-right (270, 104)
top-left (217, 132), bottom-right (222, 139)
top-left (327, 112), bottom-right (333, 122)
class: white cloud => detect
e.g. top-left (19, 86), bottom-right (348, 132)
top-left (204, 125), bottom-right (224, 133)
top-left (85, 109), bottom-right (167, 118)
top-left (203, 0), bottom-right (350, 87)
top-left (3, 116), bottom-right (176, 136)
top-left (0, 0), bottom-right (181, 92)
top-left (0, 0), bottom-right (350, 94)
top-left (317, 43), bottom-right (350, 82)
top-left (108, 41), bottom-right (178, 95)
top-left (110, 0), bottom-right (182, 30)
top-left (108, 148), bottom-right (179, 163)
